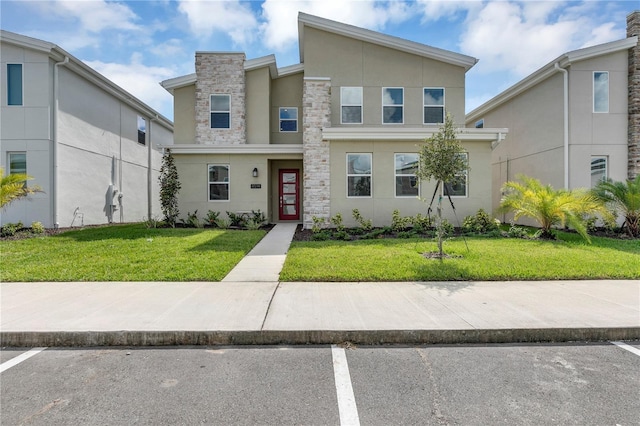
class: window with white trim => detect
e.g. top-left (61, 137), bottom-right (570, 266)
top-left (593, 72), bottom-right (609, 113)
top-left (423, 88), bottom-right (444, 124)
top-left (382, 87), bottom-right (403, 124)
top-left (8, 152), bottom-right (26, 175)
top-left (347, 153), bottom-right (372, 197)
top-left (395, 153), bottom-right (419, 197)
top-left (590, 156), bottom-right (607, 187)
top-left (208, 164), bottom-right (230, 201)
top-left (137, 116), bottom-right (146, 145)
top-left (341, 87), bottom-right (362, 124)
top-left (210, 94), bottom-right (230, 128)
top-left (443, 153), bottom-right (468, 197)
top-left (279, 107), bottom-right (298, 132)
top-left (475, 119), bottom-right (484, 128)
top-left (7, 64), bottom-right (23, 106)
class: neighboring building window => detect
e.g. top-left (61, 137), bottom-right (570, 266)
top-left (341, 87), bottom-right (363, 124)
top-left (8, 152), bottom-right (27, 175)
top-left (443, 153), bottom-right (468, 197)
top-left (210, 94), bottom-right (230, 128)
top-left (208, 164), bottom-right (230, 201)
top-left (382, 87), bottom-right (403, 124)
top-left (7, 64), bottom-right (23, 106)
top-left (423, 88), bottom-right (444, 124)
top-left (591, 156), bottom-right (607, 187)
top-left (347, 153), bottom-right (372, 197)
top-left (279, 107), bottom-right (298, 132)
top-left (395, 153), bottom-right (419, 197)
top-left (475, 119), bottom-right (484, 128)
top-left (593, 71), bottom-right (609, 113)
top-left (137, 116), bottom-right (146, 145)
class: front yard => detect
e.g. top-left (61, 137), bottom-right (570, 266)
top-left (0, 224), bottom-right (266, 282)
top-left (280, 232), bottom-right (640, 281)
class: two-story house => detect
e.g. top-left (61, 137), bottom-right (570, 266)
top-left (1, 30), bottom-right (173, 229)
top-left (161, 13), bottom-right (507, 228)
top-left (466, 11), bottom-right (639, 216)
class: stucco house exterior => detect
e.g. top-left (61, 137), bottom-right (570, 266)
top-left (161, 13), bottom-right (507, 228)
top-left (466, 11), bottom-right (640, 216)
top-left (1, 30), bottom-right (173, 229)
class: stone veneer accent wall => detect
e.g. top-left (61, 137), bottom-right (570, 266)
top-left (195, 53), bottom-right (246, 145)
top-left (302, 78), bottom-right (332, 228)
top-left (628, 11), bottom-right (640, 179)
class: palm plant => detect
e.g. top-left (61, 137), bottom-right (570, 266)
top-left (0, 167), bottom-right (42, 209)
top-left (498, 175), bottom-right (610, 242)
top-left (592, 175), bottom-right (640, 238)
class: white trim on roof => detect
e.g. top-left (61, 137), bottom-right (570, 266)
top-left (466, 36), bottom-right (638, 123)
top-left (159, 144), bottom-right (304, 155)
top-left (297, 12), bottom-right (478, 71)
top-left (322, 127), bottom-right (508, 142)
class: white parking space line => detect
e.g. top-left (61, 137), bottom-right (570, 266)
top-left (611, 341), bottom-right (640, 357)
top-left (0, 348), bottom-right (47, 373)
top-left (331, 345), bottom-right (360, 426)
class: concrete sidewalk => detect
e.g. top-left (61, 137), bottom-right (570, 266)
top-left (1, 224), bottom-right (639, 346)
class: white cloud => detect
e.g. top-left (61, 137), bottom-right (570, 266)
top-left (260, 0), bottom-right (411, 51)
top-left (150, 39), bottom-right (186, 58)
top-left (83, 55), bottom-right (176, 119)
top-left (177, 0), bottom-right (258, 45)
top-left (415, 0), bottom-right (479, 22)
top-left (55, 0), bottom-right (141, 33)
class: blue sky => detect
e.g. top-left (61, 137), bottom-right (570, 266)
top-left (1, 0), bottom-right (636, 120)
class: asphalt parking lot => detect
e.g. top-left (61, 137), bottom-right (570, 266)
top-left (1, 342), bottom-right (639, 425)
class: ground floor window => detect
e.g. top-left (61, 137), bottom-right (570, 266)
top-left (443, 153), bottom-right (468, 197)
top-left (590, 156), bottom-right (607, 187)
top-left (8, 152), bottom-right (27, 175)
top-left (395, 153), bottom-right (419, 197)
top-left (347, 153), bottom-right (372, 197)
top-left (208, 164), bottom-right (229, 201)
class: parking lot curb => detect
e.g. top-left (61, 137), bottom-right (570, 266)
top-left (2, 327), bottom-right (639, 347)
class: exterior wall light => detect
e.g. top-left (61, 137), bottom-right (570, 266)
top-left (252, 167), bottom-right (258, 177)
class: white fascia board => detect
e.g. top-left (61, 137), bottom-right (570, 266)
top-left (298, 13), bottom-right (478, 71)
top-left (161, 74), bottom-right (196, 93)
top-left (277, 63), bottom-right (304, 77)
top-left (322, 127), bottom-right (508, 142)
top-left (245, 54), bottom-right (278, 78)
top-left (0, 30), bottom-right (54, 53)
top-left (158, 144), bottom-right (304, 155)
top-left (466, 36), bottom-right (638, 123)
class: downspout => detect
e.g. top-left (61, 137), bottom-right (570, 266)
top-left (53, 56), bottom-right (69, 229)
top-left (554, 62), bottom-right (569, 189)
top-left (148, 115), bottom-right (159, 220)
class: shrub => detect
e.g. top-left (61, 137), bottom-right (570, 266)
top-left (30, 221), bottom-right (45, 234)
top-left (205, 210), bottom-right (220, 227)
top-left (311, 216), bottom-right (325, 233)
top-left (180, 210), bottom-right (202, 228)
top-left (158, 149), bottom-right (181, 227)
top-left (361, 228), bottom-right (387, 239)
top-left (312, 230), bottom-right (331, 241)
top-left (245, 219), bottom-right (262, 230)
top-left (330, 213), bottom-right (345, 232)
top-left (397, 230), bottom-right (417, 239)
top-left (142, 216), bottom-right (161, 229)
top-left (1, 221), bottom-right (23, 237)
top-left (348, 227), bottom-right (365, 236)
top-left (334, 230), bottom-right (351, 241)
top-left (412, 213), bottom-right (433, 231)
top-left (391, 209), bottom-right (412, 232)
top-left (215, 218), bottom-right (231, 229)
top-left (462, 209), bottom-right (499, 235)
top-left (506, 225), bottom-right (529, 239)
top-left (352, 209), bottom-right (373, 231)
top-left (439, 219), bottom-right (454, 236)
top-left (251, 209), bottom-right (266, 225)
top-left (226, 211), bottom-right (246, 228)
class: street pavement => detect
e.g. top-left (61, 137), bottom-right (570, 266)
top-left (1, 224), bottom-right (639, 346)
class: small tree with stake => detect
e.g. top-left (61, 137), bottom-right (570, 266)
top-left (158, 148), bottom-right (181, 227)
top-left (416, 113), bottom-right (468, 258)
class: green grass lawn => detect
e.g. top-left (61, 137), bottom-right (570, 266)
top-left (280, 232), bottom-right (640, 281)
top-left (1, 224), bottom-right (266, 282)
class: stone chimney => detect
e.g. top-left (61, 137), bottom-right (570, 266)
top-left (628, 11), bottom-right (640, 179)
top-left (195, 52), bottom-right (246, 145)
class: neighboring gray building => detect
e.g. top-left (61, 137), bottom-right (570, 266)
top-left (466, 11), bottom-right (639, 215)
top-left (1, 30), bottom-right (173, 228)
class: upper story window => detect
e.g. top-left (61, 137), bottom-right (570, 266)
top-left (208, 164), bottom-right (230, 201)
top-left (382, 87), bottom-right (403, 124)
top-left (137, 116), bottom-right (146, 145)
top-left (590, 156), bottom-right (607, 187)
top-left (210, 94), bottom-right (230, 128)
top-left (593, 72), bottom-right (609, 113)
top-left (7, 64), bottom-right (23, 106)
top-left (8, 152), bottom-right (27, 175)
top-left (395, 153), bottom-right (419, 197)
top-left (423, 88), bottom-right (444, 124)
top-left (347, 153), bottom-right (372, 197)
top-left (279, 107), bottom-right (298, 132)
top-left (443, 153), bottom-right (468, 198)
top-left (341, 87), bottom-right (363, 124)
top-left (475, 119), bottom-right (484, 129)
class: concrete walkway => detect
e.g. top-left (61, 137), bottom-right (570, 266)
top-left (1, 224), bottom-right (639, 347)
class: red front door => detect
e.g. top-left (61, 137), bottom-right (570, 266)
top-left (279, 169), bottom-right (299, 221)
